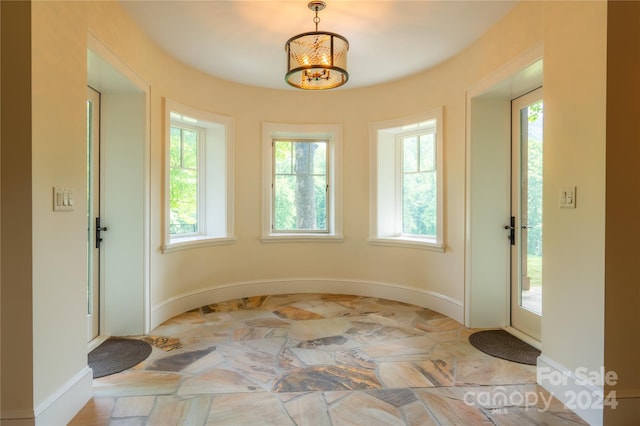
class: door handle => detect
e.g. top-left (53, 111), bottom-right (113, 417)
top-left (96, 217), bottom-right (108, 248)
top-left (504, 216), bottom-right (515, 246)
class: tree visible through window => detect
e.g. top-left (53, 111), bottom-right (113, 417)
top-left (526, 100), bottom-right (543, 259)
top-left (170, 125), bottom-right (200, 235)
top-left (273, 140), bottom-right (328, 232)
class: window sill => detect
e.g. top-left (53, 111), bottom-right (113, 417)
top-left (261, 234), bottom-right (344, 243)
top-left (163, 235), bottom-right (237, 253)
top-left (367, 236), bottom-right (445, 252)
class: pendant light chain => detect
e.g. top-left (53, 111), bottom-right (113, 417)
top-left (313, 7), bottom-right (320, 31)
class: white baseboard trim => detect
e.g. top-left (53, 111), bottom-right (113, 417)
top-left (33, 366), bottom-right (93, 426)
top-left (537, 355), bottom-right (604, 426)
top-left (151, 278), bottom-right (463, 330)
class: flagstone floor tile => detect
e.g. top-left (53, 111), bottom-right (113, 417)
top-left (207, 393), bottom-right (294, 425)
top-left (378, 359), bottom-right (455, 388)
top-left (147, 395), bottom-right (211, 425)
top-left (327, 391), bottom-right (405, 426)
top-left (71, 293), bottom-right (587, 426)
top-left (414, 388), bottom-right (495, 425)
top-left (284, 392), bottom-right (332, 426)
top-left (111, 395), bottom-right (155, 417)
top-left (400, 399), bottom-right (438, 426)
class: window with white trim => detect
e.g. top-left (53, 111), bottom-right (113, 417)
top-left (262, 123), bottom-right (343, 241)
top-left (369, 108), bottom-right (444, 250)
top-left (164, 99), bottom-right (235, 252)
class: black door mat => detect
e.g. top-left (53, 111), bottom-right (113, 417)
top-left (469, 329), bottom-right (540, 365)
top-left (89, 338), bottom-right (152, 378)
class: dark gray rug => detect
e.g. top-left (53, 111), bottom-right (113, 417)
top-left (469, 330), bottom-right (540, 365)
top-left (88, 338), bottom-right (152, 378)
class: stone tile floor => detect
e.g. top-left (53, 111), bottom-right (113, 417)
top-left (71, 293), bottom-right (586, 425)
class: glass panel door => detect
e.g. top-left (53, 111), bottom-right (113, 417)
top-left (87, 87), bottom-right (101, 342)
top-left (511, 88), bottom-right (543, 341)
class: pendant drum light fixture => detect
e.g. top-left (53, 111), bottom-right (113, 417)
top-left (285, 1), bottom-right (349, 90)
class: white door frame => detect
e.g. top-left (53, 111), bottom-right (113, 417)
top-left (87, 33), bottom-right (151, 339)
top-left (464, 43), bottom-right (543, 348)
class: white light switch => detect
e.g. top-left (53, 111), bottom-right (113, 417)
top-left (53, 187), bottom-right (74, 212)
top-left (560, 186), bottom-right (576, 209)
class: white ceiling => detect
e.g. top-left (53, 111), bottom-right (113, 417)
top-left (119, 1), bottom-right (518, 90)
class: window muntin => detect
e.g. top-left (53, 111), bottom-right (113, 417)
top-left (169, 124), bottom-right (203, 236)
top-left (273, 139), bottom-right (328, 232)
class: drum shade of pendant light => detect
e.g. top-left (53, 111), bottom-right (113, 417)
top-left (285, 1), bottom-right (349, 90)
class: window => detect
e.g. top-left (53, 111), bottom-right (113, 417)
top-left (164, 99), bottom-right (235, 252)
top-left (369, 108), bottom-right (444, 251)
top-left (401, 131), bottom-right (437, 237)
top-left (273, 140), bottom-right (328, 233)
top-left (169, 124), bottom-right (202, 235)
top-left (262, 123), bottom-right (342, 241)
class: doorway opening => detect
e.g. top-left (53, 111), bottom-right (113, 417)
top-left (464, 45), bottom-right (543, 349)
top-left (87, 34), bottom-right (151, 344)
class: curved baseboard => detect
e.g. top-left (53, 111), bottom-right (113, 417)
top-left (150, 278), bottom-right (463, 330)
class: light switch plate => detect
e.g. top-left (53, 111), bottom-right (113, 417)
top-left (53, 187), bottom-right (74, 212)
top-left (560, 186), bottom-right (576, 209)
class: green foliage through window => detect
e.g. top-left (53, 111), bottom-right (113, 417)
top-left (273, 140), bottom-right (328, 232)
top-left (401, 132), bottom-right (437, 237)
top-left (525, 101), bottom-right (543, 257)
top-left (170, 125), bottom-right (200, 235)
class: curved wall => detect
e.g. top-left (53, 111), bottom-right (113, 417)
top-left (24, 1), bottom-right (608, 423)
top-left (84, 1), bottom-right (546, 328)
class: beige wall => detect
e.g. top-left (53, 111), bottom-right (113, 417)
top-left (31, 1), bottom-right (90, 412)
top-left (542, 0), bottom-right (607, 378)
top-left (538, 3), bottom-right (608, 422)
top-left (2, 0), bottom-right (623, 424)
